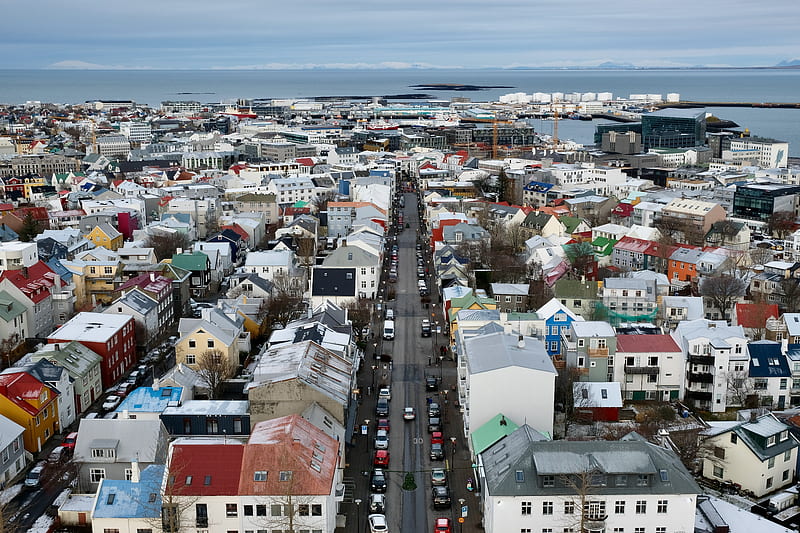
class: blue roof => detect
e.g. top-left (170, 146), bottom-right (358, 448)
top-left (524, 180), bottom-right (554, 192)
top-left (748, 341), bottom-right (791, 378)
top-left (161, 212), bottom-right (192, 224)
top-left (46, 258), bottom-right (72, 283)
top-left (93, 464), bottom-right (164, 519)
top-left (116, 386), bottom-right (183, 413)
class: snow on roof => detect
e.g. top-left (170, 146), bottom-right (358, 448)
top-left (49, 312), bottom-right (131, 343)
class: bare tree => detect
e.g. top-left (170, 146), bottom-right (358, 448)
top-left (296, 237), bottom-right (316, 276)
top-left (251, 473), bottom-right (322, 533)
top-left (698, 275), bottom-right (746, 321)
top-left (780, 278), bottom-right (800, 313)
top-left (142, 454), bottom-right (200, 533)
top-left (343, 299), bottom-right (373, 341)
top-left (767, 211), bottom-right (796, 240)
top-left (195, 349), bottom-right (236, 400)
top-left (0, 334), bottom-right (21, 370)
top-left (726, 368), bottom-right (754, 408)
top-left (564, 241), bottom-right (595, 280)
top-left (749, 246), bottom-right (774, 266)
top-left (146, 232), bottom-right (192, 262)
top-left (311, 190), bottom-right (339, 214)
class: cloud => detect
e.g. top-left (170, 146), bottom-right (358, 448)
top-left (208, 61), bottom-right (464, 70)
top-left (47, 60), bottom-right (153, 70)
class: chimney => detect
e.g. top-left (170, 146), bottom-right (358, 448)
top-left (149, 272), bottom-right (156, 282)
top-left (517, 335), bottom-right (525, 349)
top-left (749, 410), bottom-right (758, 423)
top-left (131, 458), bottom-right (140, 483)
top-left (152, 378), bottom-right (160, 391)
top-left (121, 409), bottom-right (129, 419)
top-left (342, 239), bottom-right (347, 247)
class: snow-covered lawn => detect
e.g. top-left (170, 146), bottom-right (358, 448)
top-left (29, 513), bottom-right (54, 533)
top-left (0, 483), bottom-right (22, 506)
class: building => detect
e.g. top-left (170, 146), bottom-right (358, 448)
top-left (159, 400), bottom-right (250, 437)
top-left (29, 341), bottom-right (103, 415)
top-left (560, 321), bottom-right (617, 382)
top-left (48, 312), bottom-right (136, 389)
top-left (84, 223), bottom-right (124, 251)
top-left (320, 243), bottom-right (380, 300)
top-left (90, 464), bottom-right (165, 533)
top-left (732, 183), bottom-right (800, 223)
top-left (0, 415), bottom-right (27, 486)
top-left (175, 307), bottom-right (248, 371)
top-left (601, 277), bottom-right (658, 325)
top-left (725, 137), bottom-right (790, 168)
top-left (491, 283), bottom-right (531, 313)
top-left (95, 135), bottom-right (131, 159)
top-left (478, 431), bottom-right (700, 533)
top-left (0, 371), bottom-right (59, 452)
top-left (461, 332), bottom-right (557, 439)
top-left (615, 334), bottom-right (684, 402)
top-left (119, 121), bottom-right (152, 144)
top-left (701, 412), bottom-right (798, 497)
top-left (658, 198), bottom-right (727, 246)
top-left (535, 298), bottom-right (582, 358)
top-left (641, 108), bottom-right (706, 150)
top-left (0, 241), bottom-right (38, 271)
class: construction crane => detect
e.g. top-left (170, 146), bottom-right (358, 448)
top-left (552, 98), bottom-right (560, 147)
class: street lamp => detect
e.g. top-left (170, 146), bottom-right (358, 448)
top-left (450, 436), bottom-right (457, 467)
top-left (354, 498), bottom-right (362, 533)
top-left (439, 354), bottom-right (444, 381)
top-left (458, 499), bottom-right (466, 533)
top-left (371, 364), bottom-right (377, 391)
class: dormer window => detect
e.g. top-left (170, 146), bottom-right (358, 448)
top-left (767, 435), bottom-right (777, 447)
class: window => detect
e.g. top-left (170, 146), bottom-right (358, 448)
top-left (636, 474), bottom-right (648, 486)
top-left (244, 505), bottom-right (253, 516)
top-left (521, 501), bottom-right (532, 515)
top-left (786, 449), bottom-right (793, 461)
top-left (298, 504), bottom-right (310, 516)
top-left (271, 504), bottom-right (282, 516)
top-left (615, 500), bottom-right (625, 514)
top-left (542, 475), bottom-right (553, 487)
top-left (635, 529), bottom-right (645, 533)
top-left (713, 465), bottom-right (724, 478)
top-left (714, 446), bottom-right (725, 459)
top-left (584, 501), bottom-right (605, 520)
top-left (104, 530), bottom-right (119, 533)
top-left (254, 470), bottom-right (267, 481)
top-left (656, 528), bottom-right (666, 533)
top-left (188, 339), bottom-right (196, 348)
top-left (730, 433), bottom-right (738, 444)
top-left (542, 501), bottom-right (553, 515)
top-left (635, 500), bottom-right (646, 514)
top-left (225, 503), bottom-right (237, 517)
top-left (256, 504), bottom-right (267, 516)
top-left (196, 504), bottom-right (208, 527)
top-left (657, 500), bottom-right (667, 513)
top-left (207, 339), bottom-right (215, 348)
top-left (280, 471), bottom-right (292, 482)
top-left (90, 468), bottom-right (106, 483)
top-left (186, 354), bottom-right (196, 365)
top-left (769, 457), bottom-right (776, 468)
top-left (564, 501), bottom-right (574, 514)
top-left (767, 477), bottom-right (774, 489)
top-left (312, 504), bottom-right (322, 516)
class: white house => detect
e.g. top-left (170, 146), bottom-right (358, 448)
top-left (615, 334), bottom-right (685, 403)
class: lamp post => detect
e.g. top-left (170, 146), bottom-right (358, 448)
top-left (458, 498), bottom-right (466, 533)
top-left (371, 364), bottom-right (377, 390)
top-left (354, 498), bottom-right (362, 533)
top-left (450, 436), bottom-right (457, 470)
top-left (439, 354), bottom-right (444, 382)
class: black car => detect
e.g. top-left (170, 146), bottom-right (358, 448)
top-left (430, 443), bottom-right (444, 460)
top-left (432, 486), bottom-right (451, 509)
top-left (370, 469), bottom-right (387, 493)
top-left (425, 376), bottom-right (438, 391)
top-left (376, 398), bottom-right (389, 417)
top-left (428, 417), bottom-right (442, 433)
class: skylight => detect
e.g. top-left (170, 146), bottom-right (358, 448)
top-left (659, 469), bottom-right (669, 482)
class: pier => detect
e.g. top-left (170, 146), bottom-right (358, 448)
top-left (655, 101), bottom-right (800, 109)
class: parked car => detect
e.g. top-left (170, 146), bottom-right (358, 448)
top-left (428, 417), bottom-right (441, 433)
top-left (431, 431), bottom-right (444, 445)
top-left (374, 430), bottom-right (389, 450)
top-left (428, 402), bottom-right (441, 418)
top-left (403, 407), bottom-right (416, 420)
top-left (370, 469), bottom-right (387, 492)
top-left (421, 319), bottom-right (431, 337)
top-left (377, 418), bottom-right (390, 433)
top-left (425, 376), bottom-right (438, 391)
top-left (374, 449), bottom-right (390, 467)
top-left (375, 399), bottom-right (389, 417)
top-left (378, 387), bottom-right (391, 401)
top-left (24, 464), bottom-right (45, 488)
top-left (432, 486), bottom-right (451, 509)
top-left (435, 517), bottom-right (452, 533)
top-left (431, 468), bottom-right (447, 486)
top-left (369, 493), bottom-right (386, 513)
top-left (61, 432), bottom-right (78, 451)
top-left (385, 309), bottom-right (394, 320)
top-left (47, 446), bottom-right (69, 464)
top-left (368, 513), bottom-right (388, 533)
top-left (102, 395), bottom-right (122, 411)
top-left (430, 443), bottom-right (444, 460)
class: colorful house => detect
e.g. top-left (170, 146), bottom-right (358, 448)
top-left (0, 371), bottom-right (60, 452)
top-left (84, 222), bottom-right (123, 251)
top-left (536, 298), bottom-right (582, 358)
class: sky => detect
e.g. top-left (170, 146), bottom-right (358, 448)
top-left (1, 0), bottom-right (799, 70)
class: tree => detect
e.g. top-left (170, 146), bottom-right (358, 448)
top-left (698, 275), bottom-right (746, 321)
top-left (17, 212), bottom-right (40, 242)
top-left (749, 246), bottom-right (774, 266)
top-left (296, 237), bottom-right (316, 275)
top-left (767, 211), bottom-right (796, 240)
top-left (343, 299), bottom-right (372, 341)
top-left (195, 349), bottom-right (235, 400)
top-left (311, 190), bottom-right (339, 214)
top-left (726, 367), bottom-right (754, 408)
top-left (564, 241), bottom-right (595, 280)
top-left (262, 277), bottom-right (304, 339)
top-left (779, 278), bottom-right (800, 313)
top-left (146, 232), bottom-right (192, 262)
top-left (146, 449), bottom-right (200, 533)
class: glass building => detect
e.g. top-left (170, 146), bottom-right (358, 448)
top-left (733, 183), bottom-right (800, 221)
top-left (641, 109), bottom-right (706, 150)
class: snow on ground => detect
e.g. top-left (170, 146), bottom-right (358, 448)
top-left (0, 484), bottom-right (22, 505)
top-left (29, 513), bottom-right (54, 533)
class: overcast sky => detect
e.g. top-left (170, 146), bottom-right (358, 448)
top-left (2, 0), bottom-right (798, 69)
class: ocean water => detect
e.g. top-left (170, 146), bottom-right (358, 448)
top-left (1, 68), bottom-right (799, 154)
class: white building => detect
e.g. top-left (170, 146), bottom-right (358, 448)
top-left (725, 138), bottom-right (789, 168)
top-left (615, 334), bottom-right (685, 402)
top-left (119, 122), bottom-right (152, 143)
top-left (0, 241), bottom-right (38, 270)
top-left (461, 332), bottom-right (557, 440)
top-left (479, 432), bottom-right (700, 533)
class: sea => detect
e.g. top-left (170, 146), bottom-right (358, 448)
top-left (1, 68), bottom-right (799, 155)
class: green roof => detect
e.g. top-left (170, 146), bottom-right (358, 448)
top-left (559, 216), bottom-right (584, 234)
top-left (292, 201), bottom-right (309, 208)
top-left (591, 236), bottom-right (617, 256)
top-left (447, 293), bottom-right (496, 320)
top-left (0, 291), bottom-right (26, 322)
top-left (470, 413), bottom-right (520, 455)
top-left (171, 251), bottom-right (209, 271)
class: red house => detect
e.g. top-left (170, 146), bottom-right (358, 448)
top-left (573, 382), bottom-right (622, 422)
top-left (47, 312), bottom-right (136, 388)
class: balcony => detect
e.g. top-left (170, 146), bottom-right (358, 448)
top-left (687, 390), bottom-right (712, 401)
top-left (688, 371), bottom-right (714, 384)
top-left (689, 354), bottom-right (715, 366)
top-left (624, 365), bottom-right (660, 375)
top-left (588, 347), bottom-right (609, 357)
top-left (196, 517), bottom-right (209, 528)
top-left (582, 515), bottom-right (607, 532)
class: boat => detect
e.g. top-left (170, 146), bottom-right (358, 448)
top-left (220, 106), bottom-right (257, 119)
top-left (366, 120), bottom-right (400, 131)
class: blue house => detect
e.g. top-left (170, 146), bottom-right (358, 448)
top-left (92, 464), bottom-right (164, 529)
top-left (536, 298), bottom-right (582, 358)
top-left (748, 340), bottom-right (792, 410)
top-left (116, 386), bottom-right (183, 418)
top-left (159, 400), bottom-right (250, 437)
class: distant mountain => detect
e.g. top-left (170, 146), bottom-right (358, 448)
top-left (776, 59), bottom-right (800, 67)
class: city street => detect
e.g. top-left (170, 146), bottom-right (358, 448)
top-left (341, 190), bottom-right (482, 533)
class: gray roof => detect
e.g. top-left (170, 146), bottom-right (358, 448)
top-left (74, 418), bottom-right (168, 463)
top-left (322, 244), bottom-right (378, 268)
top-left (465, 333), bottom-right (556, 375)
top-left (572, 321), bottom-right (615, 338)
top-left (483, 432), bottom-right (701, 497)
top-left (161, 400), bottom-right (248, 416)
top-left (0, 415), bottom-right (24, 451)
top-left (114, 288), bottom-right (157, 315)
top-left (490, 283), bottom-right (529, 296)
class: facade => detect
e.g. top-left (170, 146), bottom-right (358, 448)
top-left (615, 334), bottom-right (684, 402)
top-left (601, 277), bottom-right (658, 325)
top-left (732, 183), bottom-right (800, 223)
top-left (658, 199), bottom-right (727, 245)
top-left (0, 371), bottom-right (60, 452)
top-left (560, 321), bottom-right (617, 382)
top-left (320, 244), bottom-right (380, 300)
top-left (84, 223), bottom-right (124, 251)
top-left (159, 400), bottom-right (250, 436)
top-left (491, 283), bottom-right (531, 313)
top-left (701, 413), bottom-right (798, 498)
top-left (175, 308), bottom-right (247, 371)
top-left (461, 332), bottom-right (557, 438)
top-left (641, 108), bottom-right (706, 149)
top-left (0, 415), bottom-right (27, 486)
top-left (30, 341), bottom-right (103, 415)
top-left (48, 312), bottom-right (137, 389)
top-left (479, 432), bottom-right (700, 533)
top-left (535, 298), bottom-right (582, 358)
top-left (171, 251), bottom-right (212, 298)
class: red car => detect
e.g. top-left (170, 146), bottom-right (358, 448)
top-left (377, 418), bottom-right (390, 433)
top-left (373, 450), bottom-right (390, 467)
top-left (61, 432), bottom-right (78, 451)
top-left (434, 517), bottom-right (452, 533)
top-left (431, 431), bottom-right (444, 445)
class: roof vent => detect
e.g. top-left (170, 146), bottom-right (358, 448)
top-left (517, 335), bottom-right (525, 349)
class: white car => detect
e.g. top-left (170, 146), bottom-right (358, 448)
top-left (102, 395), bottom-right (121, 411)
top-left (368, 513), bottom-right (388, 533)
top-left (374, 430), bottom-right (389, 450)
top-left (378, 387), bottom-right (391, 401)
top-left (403, 407), bottom-right (416, 420)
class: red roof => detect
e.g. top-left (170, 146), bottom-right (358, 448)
top-left (734, 303), bottom-right (780, 329)
top-left (170, 443), bottom-right (244, 496)
top-left (611, 203), bottom-right (634, 217)
top-left (0, 261), bottom-right (61, 303)
top-left (0, 372), bottom-right (55, 416)
top-left (296, 158), bottom-right (315, 167)
top-left (614, 236), bottom-right (654, 254)
top-left (616, 334), bottom-right (682, 353)
top-left (220, 223), bottom-right (250, 241)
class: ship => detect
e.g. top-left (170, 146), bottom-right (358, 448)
top-left (220, 106), bottom-right (257, 119)
top-left (365, 119), bottom-right (400, 131)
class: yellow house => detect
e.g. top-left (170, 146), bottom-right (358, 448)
top-left (446, 292), bottom-right (498, 345)
top-left (175, 308), bottom-right (247, 371)
top-left (62, 248), bottom-right (122, 309)
top-left (84, 223), bottom-right (124, 251)
top-left (0, 371), bottom-right (59, 453)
